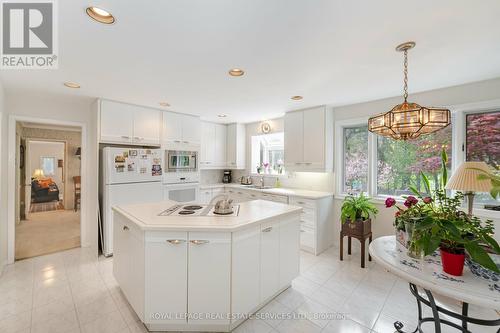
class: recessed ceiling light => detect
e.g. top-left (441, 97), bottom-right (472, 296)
top-left (228, 68), bottom-right (245, 77)
top-left (218, 114), bottom-right (227, 118)
top-left (291, 95), bottom-right (303, 100)
top-left (159, 102), bottom-right (170, 107)
top-left (86, 6), bottom-right (115, 24)
top-left (64, 82), bottom-right (80, 88)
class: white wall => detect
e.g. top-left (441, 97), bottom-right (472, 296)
top-left (0, 89), bottom-right (99, 264)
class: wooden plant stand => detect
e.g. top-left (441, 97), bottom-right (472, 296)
top-left (340, 218), bottom-right (372, 268)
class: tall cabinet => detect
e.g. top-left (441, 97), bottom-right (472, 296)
top-left (284, 106), bottom-right (333, 172)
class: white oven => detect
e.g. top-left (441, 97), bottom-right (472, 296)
top-left (163, 182), bottom-right (199, 203)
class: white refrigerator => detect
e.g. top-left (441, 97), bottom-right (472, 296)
top-left (100, 147), bottom-right (163, 256)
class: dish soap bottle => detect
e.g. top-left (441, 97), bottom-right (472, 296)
top-left (275, 177), bottom-right (282, 188)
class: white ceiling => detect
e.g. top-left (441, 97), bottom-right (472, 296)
top-left (2, 0), bottom-right (500, 123)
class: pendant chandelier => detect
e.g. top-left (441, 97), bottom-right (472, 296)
top-left (368, 42), bottom-right (451, 140)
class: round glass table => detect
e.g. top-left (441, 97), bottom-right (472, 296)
top-left (369, 236), bottom-right (500, 333)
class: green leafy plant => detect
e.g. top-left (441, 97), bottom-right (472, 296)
top-left (472, 167), bottom-right (500, 199)
top-left (341, 193), bottom-right (378, 224)
top-left (414, 190), bottom-right (500, 272)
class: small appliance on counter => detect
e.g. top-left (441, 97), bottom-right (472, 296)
top-left (240, 176), bottom-right (252, 185)
top-left (222, 170), bottom-right (232, 183)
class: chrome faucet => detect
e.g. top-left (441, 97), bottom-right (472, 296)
top-left (258, 176), bottom-right (265, 189)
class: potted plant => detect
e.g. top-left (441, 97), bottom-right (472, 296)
top-left (340, 193), bottom-right (378, 236)
top-left (414, 190), bottom-right (500, 276)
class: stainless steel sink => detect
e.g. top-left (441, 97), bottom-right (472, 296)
top-left (247, 185), bottom-right (274, 190)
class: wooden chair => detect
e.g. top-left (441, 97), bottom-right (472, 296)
top-left (73, 176), bottom-right (81, 211)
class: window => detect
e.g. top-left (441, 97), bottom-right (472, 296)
top-left (343, 126), bottom-right (368, 193)
top-left (466, 111), bottom-right (500, 204)
top-left (40, 157), bottom-right (56, 176)
top-left (376, 125), bottom-right (452, 196)
top-left (251, 132), bottom-right (284, 175)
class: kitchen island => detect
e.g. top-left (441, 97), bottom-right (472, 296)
top-left (112, 199), bottom-right (302, 332)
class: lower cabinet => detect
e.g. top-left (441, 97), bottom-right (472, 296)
top-left (188, 232), bottom-right (231, 326)
top-left (145, 231), bottom-right (188, 326)
top-left (231, 226), bottom-right (261, 318)
top-left (279, 217), bottom-right (300, 288)
top-left (260, 221), bottom-right (280, 302)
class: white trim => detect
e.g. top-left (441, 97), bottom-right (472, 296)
top-left (334, 117), bottom-right (369, 196)
top-left (7, 115), bottom-right (88, 264)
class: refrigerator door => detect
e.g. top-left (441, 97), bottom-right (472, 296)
top-left (103, 181), bottom-right (163, 256)
top-left (104, 147), bottom-right (163, 185)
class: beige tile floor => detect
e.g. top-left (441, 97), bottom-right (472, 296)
top-left (15, 210), bottom-right (80, 260)
top-left (0, 245), bottom-right (498, 333)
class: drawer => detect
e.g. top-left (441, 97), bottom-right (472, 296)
top-left (290, 197), bottom-right (316, 209)
top-left (261, 193), bottom-right (288, 203)
top-left (247, 192), bottom-right (259, 200)
top-left (300, 219), bottom-right (314, 229)
top-left (300, 225), bottom-right (315, 248)
top-left (300, 207), bottom-right (316, 222)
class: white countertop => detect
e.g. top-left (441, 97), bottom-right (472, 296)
top-left (369, 236), bottom-right (500, 309)
top-left (199, 183), bottom-right (333, 199)
top-left (113, 199), bottom-right (302, 232)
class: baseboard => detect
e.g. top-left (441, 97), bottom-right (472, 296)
top-left (0, 259), bottom-right (6, 277)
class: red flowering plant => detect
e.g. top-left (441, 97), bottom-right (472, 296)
top-left (385, 195), bottom-right (433, 232)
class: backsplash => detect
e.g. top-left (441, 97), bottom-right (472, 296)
top-left (200, 170), bottom-right (224, 184)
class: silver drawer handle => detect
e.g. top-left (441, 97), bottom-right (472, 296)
top-left (166, 239), bottom-right (185, 245)
top-left (183, 141), bottom-right (189, 144)
top-left (297, 201), bottom-right (306, 205)
top-left (122, 226), bottom-right (129, 231)
top-left (190, 240), bottom-right (209, 245)
top-left (121, 135), bottom-right (130, 139)
top-left (262, 227), bottom-right (273, 233)
top-left (174, 140), bottom-right (181, 143)
top-left (300, 229), bottom-right (305, 233)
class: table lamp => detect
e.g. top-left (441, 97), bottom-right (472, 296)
top-left (32, 169), bottom-right (45, 180)
top-left (445, 161), bottom-right (492, 216)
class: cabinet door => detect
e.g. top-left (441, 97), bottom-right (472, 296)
top-left (200, 122), bottom-right (215, 167)
top-left (284, 111), bottom-right (304, 167)
top-left (133, 107), bottom-right (161, 145)
top-left (226, 124), bottom-right (237, 167)
top-left (145, 232), bottom-right (188, 325)
top-left (214, 124), bottom-right (227, 168)
top-left (279, 216), bottom-right (300, 289)
top-left (181, 115), bottom-right (201, 145)
top-left (303, 107), bottom-right (325, 168)
top-left (162, 111), bottom-right (183, 144)
top-left (260, 222), bottom-right (280, 302)
top-left (112, 215), bottom-right (129, 291)
top-left (199, 189), bottom-right (212, 204)
top-left (188, 232), bottom-right (231, 326)
top-left (232, 226), bottom-right (260, 319)
top-left (100, 100), bottom-right (134, 144)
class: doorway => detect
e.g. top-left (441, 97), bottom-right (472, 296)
top-left (14, 122), bottom-right (82, 260)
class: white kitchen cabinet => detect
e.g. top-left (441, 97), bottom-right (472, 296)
top-left (100, 99), bottom-right (161, 146)
top-left (145, 231), bottom-right (188, 326)
top-left (199, 187), bottom-right (225, 204)
top-left (284, 110), bottom-right (303, 166)
top-left (188, 232), bottom-right (231, 326)
top-left (232, 226), bottom-right (261, 319)
top-left (226, 124), bottom-right (246, 169)
top-left (200, 122), bottom-right (227, 169)
top-left (284, 106), bottom-right (333, 172)
top-left (289, 196), bottom-right (334, 255)
top-left (214, 124), bottom-right (227, 168)
top-left (260, 221), bottom-right (280, 302)
top-left (200, 122), bottom-right (216, 168)
top-left (162, 111), bottom-right (201, 147)
top-left (133, 107), bottom-right (162, 145)
top-left (279, 217), bottom-right (300, 289)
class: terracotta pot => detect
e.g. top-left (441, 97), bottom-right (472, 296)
top-left (440, 248), bottom-right (465, 276)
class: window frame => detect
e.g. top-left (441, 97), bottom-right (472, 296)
top-left (335, 100), bottom-right (500, 217)
top-left (250, 132), bottom-right (286, 177)
top-left (40, 156), bottom-right (57, 176)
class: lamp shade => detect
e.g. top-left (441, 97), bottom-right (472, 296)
top-left (32, 169), bottom-right (45, 179)
top-left (445, 161), bottom-right (492, 193)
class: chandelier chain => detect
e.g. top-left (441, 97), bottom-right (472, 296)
top-left (403, 49), bottom-right (408, 102)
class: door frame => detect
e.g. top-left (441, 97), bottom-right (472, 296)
top-left (7, 115), bottom-right (88, 263)
top-left (24, 138), bottom-right (67, 215)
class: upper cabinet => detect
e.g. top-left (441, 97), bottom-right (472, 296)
top-left (162, 111), bottom-right (201, 147)
top-left (99, 100), bottom-right (161, 146)
top-left (200, 121), bottom-right (228, 169)
top-left (284, 106), bottom-right (333, 172)
top-left (226, 123), bottom-right (246, 169)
